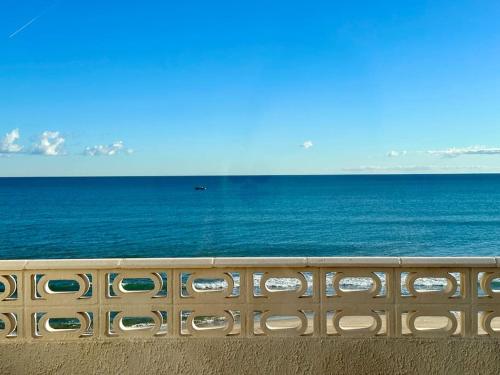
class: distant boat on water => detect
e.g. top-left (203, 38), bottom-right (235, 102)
top-left (195, 186), bottom-right (207, 191)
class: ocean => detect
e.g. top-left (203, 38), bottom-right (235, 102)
top-left (1, 174), bottom-right (500, 260)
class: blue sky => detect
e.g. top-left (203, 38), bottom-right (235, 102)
top-left (1, 0), bottom-right (500, 176)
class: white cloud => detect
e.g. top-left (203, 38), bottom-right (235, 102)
top-left (344, 165), bottom-right (433, 173)
top-left (301, 140), bottom-right (313, 149)
top-left (427, 146), bottom-right (500, 158)
top-left (387, 150), bottom-right (407, 157)
top-left (83, 141), bottom-right (133, 156)
top-left (0, 129), bottom-right (23, 154)
top-left (32, 131), bottom-right (65, 156)
top-left (1, 129), bottom-right (132, 157)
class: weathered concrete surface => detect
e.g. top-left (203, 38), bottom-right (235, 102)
top-left (0, 338), bottom-right (499, 375)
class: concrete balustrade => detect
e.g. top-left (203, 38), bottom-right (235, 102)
top-left (1, 257), bottom-right (500, 374)
top-left (1, 256), bottom-right (500, 340)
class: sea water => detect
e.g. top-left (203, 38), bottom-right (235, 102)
top-left (1, 174), bottom-right (500, 260)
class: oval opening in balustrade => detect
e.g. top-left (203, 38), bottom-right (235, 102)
top-left (192, 315), bottom-right (227, 330)
top-left (489, 317), bottom-right (500, 332)
top-left (265, 315), bottom-right (302, 330)
top-left (0, 281), bottom-right (4, 293)
top-left (47, 279), bottom-right (81, 293)
top-left (120, 278), bottom-right (156, 292)
top-left (413, 316), bottom-right (452, 331)
top-left (338, 315), bottom-right (376, 330)
top-left (265, 278), bottom-right (301, 292)
top-left (0, 318), bottom-right (5, 330)
top-left (338, 277), bottom-right (375, 292)
top-left (193, 278), bottom-right (228, 292)
top-left (47, 318), bottom-right (81, 331)
top-left (413, 277), bottom-right (453, 293)
top-left (120, 316), bottom-right (156, 330)
top-left (489, 278), bottom-right (500, 293)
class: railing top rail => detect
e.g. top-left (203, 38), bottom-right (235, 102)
top-left (0, 256), bottom-right (498, 270)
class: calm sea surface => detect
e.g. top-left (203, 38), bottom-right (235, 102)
top-left (1, 175), bottom-right (500, 259)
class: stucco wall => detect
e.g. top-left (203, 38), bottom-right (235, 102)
top-left (0, 338), bottom-right (499, 375)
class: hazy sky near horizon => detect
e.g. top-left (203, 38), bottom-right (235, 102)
top-left (1, 0), bottom-right (500, 176)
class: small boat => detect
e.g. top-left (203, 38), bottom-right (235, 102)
top-left (195, 186), bottom-right (207, 191)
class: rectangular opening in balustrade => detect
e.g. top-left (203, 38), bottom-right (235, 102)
top-left (400, 272), bottom-right (462, 298)
top-left (476, 272), bottom-right (500, 298)
top-left (252, 272), bottom-right (313, 298)
top-left (106, 272), bottom-right (168, 298)
top-left (400, 310), bottom-right (462, 336)
top-left (325, 310), bottom-right (387, 336)
top-left (0, 275), bottom-right (18, 301)
top-left (106, 310), bottom-right (168, 336)
top-left (252, 310), bottom-right (314, 336)
top-left (31, 273), bottom-right (93, 300)
top-left (477, 310), bottom-right (500, 336)
top-left (0, 312), bottom-right (19, 338)
top-left (180, 310), bottom-right (240, 336)
top-left (31, 312), bottom-right (94, 338)
top-left (324, 272), bottom-right (387, 298)
top-left (179, 272), bottom-right (240, 298)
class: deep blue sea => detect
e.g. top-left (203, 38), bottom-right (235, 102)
top-left (1, 175), bottom-right (500, 259)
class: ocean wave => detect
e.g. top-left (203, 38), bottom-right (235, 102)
top-left (177, 272), bottom-right (468, 295)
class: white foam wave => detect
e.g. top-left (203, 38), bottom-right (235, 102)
top-left (188, 273), bottom-right (460, 295)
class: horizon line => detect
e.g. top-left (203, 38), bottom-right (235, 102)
top-left (2, 172), bottom-right (500, 178)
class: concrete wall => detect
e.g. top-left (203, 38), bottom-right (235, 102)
top-left (1, 337), bottom-right (499, 375)
top-left (2, 258), bottom-right (500, 374)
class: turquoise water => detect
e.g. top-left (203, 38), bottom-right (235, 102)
top-left (1, 174), bottom-right (500, 259)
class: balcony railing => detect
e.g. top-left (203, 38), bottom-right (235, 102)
top-left (1, 257), bottom-right (500, 340)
